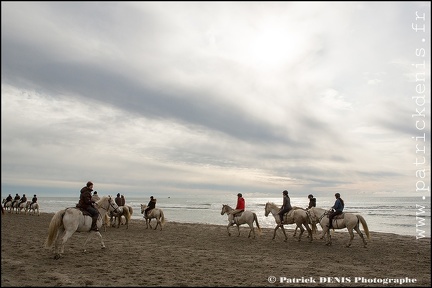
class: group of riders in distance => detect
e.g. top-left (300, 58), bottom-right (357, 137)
top-left (2, 193), bottom-right (39, 215)
top-left (222, 189), bottom-right (370, 248)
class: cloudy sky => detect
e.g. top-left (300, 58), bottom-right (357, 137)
top-left (1, 2), bottom-right (430, 198)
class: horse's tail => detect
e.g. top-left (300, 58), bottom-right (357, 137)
top-left (128, 206), bottom-right (133, 217)
top-left (253, 212), bottom-right (262, 234)
top-left (44, 209), bottom-right (66, 248)
top-left (124, 207), bottom-right (131, 221)
top-left (160, 210), bottom-right (165, 225)
top-left (357, 215), bottom-right (370, 239)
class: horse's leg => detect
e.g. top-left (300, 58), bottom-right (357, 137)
top-left (297, 225), bottom-right (305, 242)
top-left (247, 223), bottom-right (255, 239)
top-left (354, 225), bottom-right (367, 248)
top-left (154, 218), bottom-right (159, 230)
top-left (272, 226), bottom-right (278, 240)
top-left (83, 231), bottom-right (105, 252)
top-left (346, 228), bottom-right (355, 247)
top-left (226, 223), bottom-right (232, 236)
top-left (305, 223), bottom-right (313, 242)
top-left (236, 223), bottom-right (241, 237)
top-left (279, 225), bottom-right (288, 242)
top-left (53, 227), bottom-right (65, 259)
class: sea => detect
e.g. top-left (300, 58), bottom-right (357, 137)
top-left (20, 195), bottom-right (431, 238)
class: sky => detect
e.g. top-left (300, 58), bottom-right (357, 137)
top-left (1, 2), bottom-right (431, 199)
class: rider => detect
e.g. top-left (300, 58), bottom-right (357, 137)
top-left (11, 193), bottom-right (20, 209)
top-left (30, 194), bottom-right (38, 210)
top-left (307, 194), bottom-right (316, 209)
top-left (328, 193), bottom-right (344, 229)
top-left (230, 193), bottom-right (245, 224)
top-left (120, 194), bottom-right (126, 206)
top-left (18, 194), bottom-right (27, 208)
top-left (4, 194), bottom-right (12, 208)
top-left (115, 193), bottom-right (122, 206)
top-left (91, 191), bottom-right (100, 202)
top-left (144, 196), bottom-right (156, 217)
top-left (278, 190), bottom-right (292, 224)
top-left (77, 181), bottom-right (100, 231)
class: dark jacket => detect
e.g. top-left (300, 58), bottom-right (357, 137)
top-left (32, 196), bottom-right (37, 203)
top-left (148, 199), bottom-right (156, 209)
top-left (308, 198), bottom-right (316, 209)
top-left (78, 187), bottom-right (94, 208)
top-left (6, 195), bottom-right (12, 202)
top-left (20, 196), bottom-right (27, 203)
top-left (115, 196), bottom-right (122, 206)
top-left (332, 198), bottom-right (344, 212)
top-left (120, 196), bottom-right (126, 206)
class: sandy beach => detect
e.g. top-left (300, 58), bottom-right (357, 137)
top-left (1, 212), bottom-right (430, 287)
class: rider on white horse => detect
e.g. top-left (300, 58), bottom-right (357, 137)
top-left (18, 194), bottom-right (28, 209)
top-left (77, 181), bottom-right (100, 231)
top-left (144, 196), bottom-right (156, 218)
top-left (230, 193), bottom-right (245, 224)
top-left (4, 194), bottom-right (12, 208)
top-left (328, 193), bottom-right (344, 229)
top-left (278, 190), bottom-right (292, 224)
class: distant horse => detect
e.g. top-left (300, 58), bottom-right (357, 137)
top-left (26, 202), bottom-right (40, 216)
top-left (264, 202), bottom-right (312, 242)
top-left (11, 201), bottom-right (20, 213)
top-left (308, 207), bottom-right (370, 248)
top-left (220, 204), bottom-right (261, 239)
top-left (140, 204), bottom-right (165, 230)
top-left (17, 201), bottom-right (29, 214)
top-left (110, 205), bottom-right (133, 229)
top-left (44, 196), bottom-right (120, 259)
top-left (2, 199), bottom-right (12, 213)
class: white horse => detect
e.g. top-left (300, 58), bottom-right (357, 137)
top-left (140, 204), bottom-right (165, 230)
top-left (2, 199), bottom-right (12, 213)
top-left (44, 196), bottom-right (120, 259)
top-left (220, 204), bottom-right (261, 239)
top-left (26, 202), bottom-right (40, 216)
top-left (11, 201), bottom-right (20, 213)
top-left (110, 205), bottom-right (133, 229)
top-left (308, 207), bottom-right (370, 248)
top-left (17, 201), bottom-right (28, 214)
top-left (264, 202), bottom-right (312, 242)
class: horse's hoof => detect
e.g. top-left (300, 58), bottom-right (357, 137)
top-left (54, 254), bottom-right (61, 260)
top-left (101, 246), bottom-right (106, 249)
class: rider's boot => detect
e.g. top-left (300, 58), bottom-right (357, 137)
top-left (91, 215), bottom-right (99, 231)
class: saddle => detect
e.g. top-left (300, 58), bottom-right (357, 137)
top-left (234, 211), bottom-right (243, 218)
top-left (75, 205), bottom-right (92, 217)
top-left (331, 213), bottom-right (345, 220)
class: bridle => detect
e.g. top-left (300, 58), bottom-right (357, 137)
top-left (98, 197), bottom-right (120, 214)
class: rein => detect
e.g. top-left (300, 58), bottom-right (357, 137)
top-left (98, 198), bottom-right (119, 214)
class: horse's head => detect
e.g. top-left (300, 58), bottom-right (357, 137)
top-left (264, 202), bottom-right (277, 217)
top-left (264, 202), bottom-right (270, 217)
top-left (221, 204), bottom-right (229, 215)
top-left (98, 196), bottom-right (120, 214)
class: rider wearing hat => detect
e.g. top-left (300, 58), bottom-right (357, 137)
top-left (328, 193), bottom-right (344, 229)
top-left (278, 190), bottom-right (292, 224)
top-left (307, 194), bottom-right (316, 209)
top-left (230, 193), bottom-right (245, 224)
